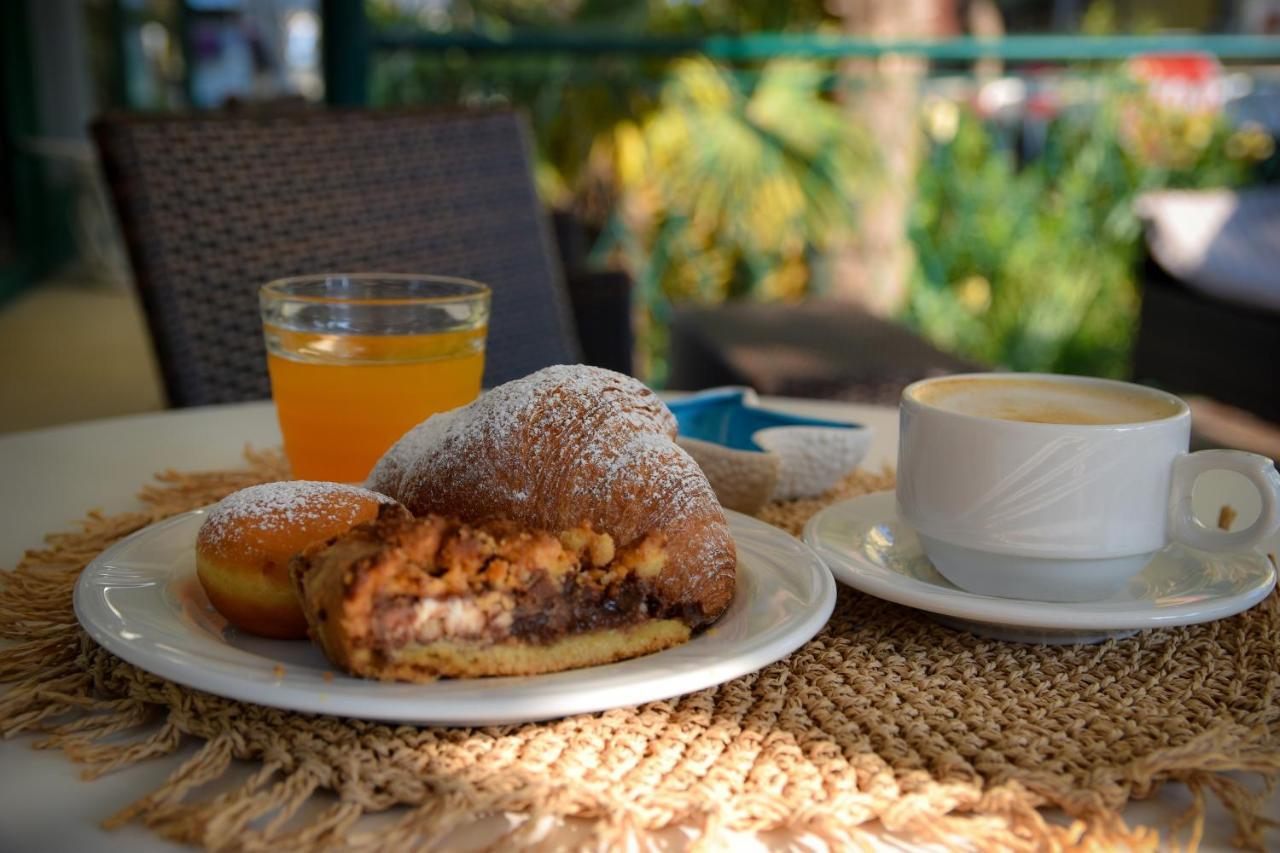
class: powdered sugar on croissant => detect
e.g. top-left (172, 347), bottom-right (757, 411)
top-left (366, 365), bottom-right (736, 625)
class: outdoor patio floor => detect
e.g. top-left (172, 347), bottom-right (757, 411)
top-left (0, 278), bottom-right (164, 434)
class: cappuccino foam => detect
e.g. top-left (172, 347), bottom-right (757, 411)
top-left (912, 377), bottom-right (1181, 425)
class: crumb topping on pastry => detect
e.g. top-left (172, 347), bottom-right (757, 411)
top-left (364, 365), bottom-right (736, 624)
top-left (291, 508), bottom-right (681, 660)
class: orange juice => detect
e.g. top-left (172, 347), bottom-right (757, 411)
top-left (265, 326), bottom-right (485, 482)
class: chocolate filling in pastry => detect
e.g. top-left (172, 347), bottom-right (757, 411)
top-left (291, 505), bottom-right (701, 681)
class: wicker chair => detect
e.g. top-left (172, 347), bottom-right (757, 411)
top-left (93, 109), bottom-right (582, 407)
top-left (668, 300), bottom-right (982, 405)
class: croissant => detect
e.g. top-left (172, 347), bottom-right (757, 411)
top-left (294, 365), bottom-right (736, 681)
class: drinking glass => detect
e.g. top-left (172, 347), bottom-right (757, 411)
top-left (260, 274), bottom-right (490, 482)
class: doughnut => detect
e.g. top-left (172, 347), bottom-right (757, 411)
top-left (195, 481), bottom-right (406, 639)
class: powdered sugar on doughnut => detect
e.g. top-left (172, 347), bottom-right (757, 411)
top-left (201, 481), bottom-right (395, 547)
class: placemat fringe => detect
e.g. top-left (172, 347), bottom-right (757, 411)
top-left (1, 450), bottom-right (1276, 850)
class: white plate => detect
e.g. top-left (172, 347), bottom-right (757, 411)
top-left (804, 491), bottom-right (1276, 644)
top-left (74, 509), bottom-right (834, 726)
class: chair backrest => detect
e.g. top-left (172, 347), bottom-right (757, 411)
top-left (93, 109), bottom-right (580, 407)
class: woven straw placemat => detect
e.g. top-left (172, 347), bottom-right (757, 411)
top-left (1, 449), bottom-right (1278, 851)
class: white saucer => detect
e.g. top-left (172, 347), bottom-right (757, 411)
top-left (74, 508), bottom-right (834, 726)
top-left (803, 491), bottom-right (1276, 644)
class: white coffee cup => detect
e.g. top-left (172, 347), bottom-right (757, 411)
top-left (897, 373), bottom-right (1280, 602)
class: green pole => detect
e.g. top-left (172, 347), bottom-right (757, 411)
top-left (176, 1), bottom-right (197, 107)
top-left (0, 0), bottom-right (42, 302)
top-left (369, 31), bottom-right (1280, 62)
top-left (323, 0), bottom-right (369, 107)
top-left (105, 0), bottom-right (129, 109)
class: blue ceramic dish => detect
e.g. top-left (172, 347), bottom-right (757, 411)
top-left (667, 387), bottom-right (865, 453)
top-left (668, 387), bottom-right (872, 510)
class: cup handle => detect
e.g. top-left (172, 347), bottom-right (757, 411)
top-left (1168, 449), bottom-right (1280, 552)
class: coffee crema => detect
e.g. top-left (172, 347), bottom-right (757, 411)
top-left (910, 377), bottom-right (1182, 425)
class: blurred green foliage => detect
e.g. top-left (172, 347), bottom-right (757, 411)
top-left (370, 45), bottom-right (864, 384)
top-left (369, 0), bottom-right (832, 36)
top-left (368, 0), bottom-right (1276, 382)
top-left (591, 58), bottom-right (870, 380)
top-left (907, 89), bottom-right (1270, 377)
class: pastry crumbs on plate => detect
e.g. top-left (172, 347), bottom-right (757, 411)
top-left (323, 671), bottom-right (335, 683)
top-left (272, 664), bottom-right (286, 678)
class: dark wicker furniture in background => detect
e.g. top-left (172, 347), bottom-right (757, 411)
top-left (93, 109), bottom-right (586, 407)
top-left (668, 300), bottom-right (982, 405)
top-left (1133, 253), bottom-right (1280, 426)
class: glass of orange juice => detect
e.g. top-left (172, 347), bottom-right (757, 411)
top-left (260, 274), bottom-right (489, 482)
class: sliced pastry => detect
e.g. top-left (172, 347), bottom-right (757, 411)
top-left (291, 506), bottom-right (698, 680)
top-left (367, 364), bottom-right (737, 631)
top-left (294, 364), bottom-right (737, 681)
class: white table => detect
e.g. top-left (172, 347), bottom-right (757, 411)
top-left (1, 399), bottom-right (1274, 851)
